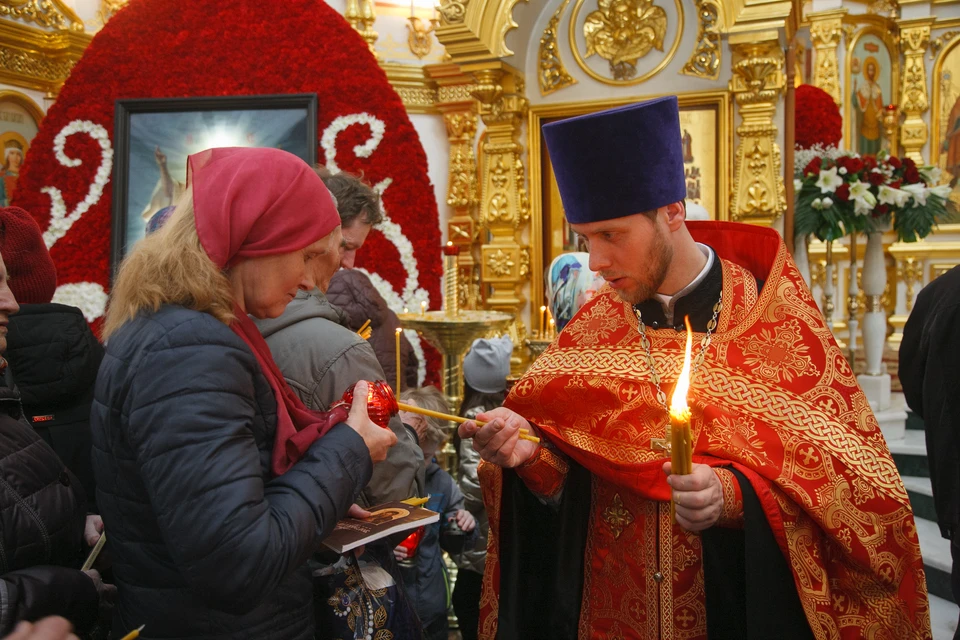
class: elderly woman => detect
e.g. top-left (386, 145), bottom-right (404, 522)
top-left (91, 147), bottom-right (396, 639)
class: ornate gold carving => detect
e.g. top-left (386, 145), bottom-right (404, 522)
top-left (928, 30), bottom-right (960, 60)
top-left (438, 0), bottom-right (469, 24)
top-left (582, 0), bottom-right (667, 80)
top-left (437, 84), bottom-right (474, 103)
top-left (0, 0), bottom-right (83, 31)
top-left (809, 10), bottom-right (845, 105)
top-left (344, 0), bottom-right (378, 57)
top-left (896, 257), bottom-right (923, 312)
top-left (99, 0), bottom-right (126, 23)
top-left (466, 62), bottom-right (529, 319)
top-left (485, 247), bottom-right (517, 277)
top-left (881, 104), bottom-right (900, 155)
top-left (539, 0), bottom-right (577, 95)
top-left (407, 15), bottom-right (438, 59)
top-left (381, 62), bottom-right (437, 113)
top-left (568, 0), bottom-right (682, 85)
top-left (931, 263), bottom-right (956, 281)
top-left (0, 21), bottom-right (91, 94)
top-left (898, 18), bottom-right (933, 164)
top-left (729, 35), bottom-right (786, 225)
top-left (681, 0), bottom-right (721, 80)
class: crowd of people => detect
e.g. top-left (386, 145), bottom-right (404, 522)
top-left (0, 94), bottom-right (948, 640)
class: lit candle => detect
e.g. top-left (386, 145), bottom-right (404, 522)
top-left (421, 300), bottom-right (427, 316)
top-left (403, 307), bottom-right (409, 314)
top-left (539, 305), bottom-right (546, 338)
top-left (395, 327), bottom-right (402, 393)
top-left (548, 318), bottom-right (556, 340)
top-left (668, 316), bottom-right (695, 520)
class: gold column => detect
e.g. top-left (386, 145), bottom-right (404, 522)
top-left (427, 64), bottom-right (482, 310)
top-left (344, 0), bottom-right (379, 56)
top-left (808, 9), bottom-right (845, 105)
top-left (465, 61), bottom-right (529, 322)
top-left (898, 18), bottom-right (934, 164)
top-left (729, 33), bottom-right (787, 226)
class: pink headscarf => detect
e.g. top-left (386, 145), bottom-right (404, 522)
top-left (189, 147), bottom-right (346, 475)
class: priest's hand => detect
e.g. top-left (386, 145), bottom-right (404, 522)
top-left (459, 407), bottom-right (540, 468)
top-left (663, 461), bottom-right (724, 532)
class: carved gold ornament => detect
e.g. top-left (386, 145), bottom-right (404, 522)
top-left (99, 0), bottom-right (127, 23)
top-left (681, 0), bottom-right (721, 80)
top-left (809, 9), bottom-right (845, 105)
top-left (582, 0), bottom-right (667, 80)
top-left (539, 0), bottom-right (577, 95)
top-left (438, 0), bottom-right (468, 24)
top-left (729, 36), bottom-right (786, 225)
top-left (568, 0), bottom-right (682, 86)
top-left (898, 18), bottom-right (933, 164)
top-left (0, 0), bottom-right (83, 31)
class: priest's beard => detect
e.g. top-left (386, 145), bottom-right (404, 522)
top-left (616, 223), bottom-right (672, 306)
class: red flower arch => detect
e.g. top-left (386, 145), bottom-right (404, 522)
top-left (14, 0), bottom-right (441, 381)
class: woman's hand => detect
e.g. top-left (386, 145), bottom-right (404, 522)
top-left (345, 381), bottom-right (397, 463)
top-left (5, 617), bottom-right (78, 640)
top-left (453, 509), bottom-right (476, 533)
top-left (83, 515), bottom-right (103, 548)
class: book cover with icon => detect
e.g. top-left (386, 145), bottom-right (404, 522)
top-left (322, 501), bottom-right (439, 554)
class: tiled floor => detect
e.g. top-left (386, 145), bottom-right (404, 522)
top-left (931, 593), bottom-right (958, 640)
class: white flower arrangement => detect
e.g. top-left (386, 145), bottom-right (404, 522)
top-left (321, 112), bottom-right (386, 171)
top-left (41, 120), bottom-right (113, 249)
top-left (816, 167), bottom-right (843, 193)
top-left (794, 144), bottom-right (848, 178)
top-left (51, 282), bottom-right (108, 322)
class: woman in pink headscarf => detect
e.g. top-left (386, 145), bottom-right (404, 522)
top-left (91, 148), bottom-right (396, 640)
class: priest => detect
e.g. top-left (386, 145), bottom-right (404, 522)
top-left (459, 96), bottom-right (930, 639)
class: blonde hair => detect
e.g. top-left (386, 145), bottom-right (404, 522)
top-left (400, 386), bottom-right (450, 448)
top-left (102, 189), bottom-right (235, 340)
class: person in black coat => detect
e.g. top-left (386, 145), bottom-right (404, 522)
top-left (0, 207), bottom-right (103, 513)
top-left (0, 248), bottom-right (107, 636)
top-left (900, 264), bottom-right (960, 638)
top-left (91, 148), bottom-right (397, 640)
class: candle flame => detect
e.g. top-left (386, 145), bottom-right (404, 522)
top-left (670, 316), bottom-right (693, 416)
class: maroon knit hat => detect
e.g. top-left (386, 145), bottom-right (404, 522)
top-left (0, 207), bottom-right (57, 304)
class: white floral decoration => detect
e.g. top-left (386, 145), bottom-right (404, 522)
top-left (794, 144), bottom-right (847, 178)
top-left (51, 282), bottom-right (108, 322)
top-left (41, 120), bottom-right (114, 249)
top-left (321, 113), bottom-right (386, 171)
top-left (816, 167), bottom-right (843, 193)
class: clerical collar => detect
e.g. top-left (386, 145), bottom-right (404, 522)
top-left (633, 244), bottom-right (722, 332)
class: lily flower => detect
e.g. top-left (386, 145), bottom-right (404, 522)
top-left (901, 183), bottom-right (927, 207)
top-left (816, 167), bottom-right (843, 193)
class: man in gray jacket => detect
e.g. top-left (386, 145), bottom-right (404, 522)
top-left (255, 169), bottom-right (423, 506)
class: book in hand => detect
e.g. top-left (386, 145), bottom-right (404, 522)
top-left (322, 501), bottom-right (440, 554)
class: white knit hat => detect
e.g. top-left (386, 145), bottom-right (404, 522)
top-left (463, 336), bottom-right (513, 393)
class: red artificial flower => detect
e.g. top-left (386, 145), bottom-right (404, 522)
top-left (804, 157), bottom-right (822, 177)
top-left (887, 156), bottom-right (902, 170)
top-left (868, 171), bottom-right (886, 187)
top-left (835, 183), bottom-right (850, 201)
top-left (874, 204), bottom-right (889, 217)
top-left (795, 85), bottom-right (842, 150)
top-left (903, 157), bottom-right (917, 170)
top-left (890, 180), bottom-right (902, 189)
top-left (863, 156), bottom-right (878, 171)
top-left (905, 165), bottom-right (921, 184)
top-left (11, 0), bottom-right (444, 383)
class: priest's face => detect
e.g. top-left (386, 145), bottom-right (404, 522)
top-left (571, 210), bottom-right (673, 305)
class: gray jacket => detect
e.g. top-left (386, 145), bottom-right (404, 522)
top-left (454, 405), bottom-right (489, 575)
top-left (256, 290), bottom-right (424, 507)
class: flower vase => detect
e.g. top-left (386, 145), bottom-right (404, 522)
top-left (857, 229), bottom-right (892, 411)
top-left (793, 234), bottom-right (811, 288)
top-left (823, 241), bottom-right (835, 331)
top-left (846, 234), bottom-right (859, 370)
